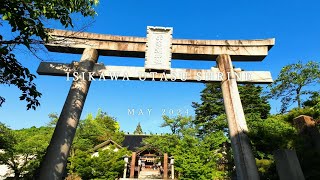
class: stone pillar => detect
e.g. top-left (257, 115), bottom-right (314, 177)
top-left (130, 152), bottom-right (136, 178)
top-left (163, 153), bottom-right (168, 179)
top-left (38, 48), bottom-right (99, 180)
top-left (274, 149), bottom-right (305, 180)
top-left (216, 54), bottom-right (259, 180)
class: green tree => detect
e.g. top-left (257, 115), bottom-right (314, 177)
top-left (143, 116), bottom-right (230, 179)
top-left (161, 115), bottom-right (193, 135)
top-left (0, 125), bottom-right (54, 179)
top-left (0, 0), bottom-right (98, 110)
top-left (173, 133), bottom-right (227, 180)
top-left (68, 146), bottom-right (129, 180)
top-left (192, 83), bottom-right (270, 135)
top-left (246, 113), bottom-right (298, 157)
top-left (46, 112), bottom-right (58, 127)
top-left (0, 111), bottom-right (125, 179)
top-left (133, 122), bottom-right (143, 135)
top-left (303, 92), bottom-right (320, 116)
top-left (0, 123), bottom-right (15, 150)
top-left (239, 85), bottom-right (271, 119)
top-left (269, 61), bottom-right (320, 113)
top-left (142, 134), bottom-right (180, 155)
top-left (68, 110), bottom-right (125, 177)
top-left (73, 110), bottom-right (124, 152)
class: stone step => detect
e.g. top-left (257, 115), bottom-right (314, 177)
top-left (138, 169), bottom-right (162, 179)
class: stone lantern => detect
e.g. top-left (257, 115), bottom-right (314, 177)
top-left (123, 154), bottom-right (130, 178)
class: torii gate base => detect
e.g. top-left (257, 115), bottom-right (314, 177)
top-left (37, 27), bottom-right (274, 180)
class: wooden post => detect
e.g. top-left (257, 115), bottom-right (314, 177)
top-left (130, 152), bottom-right (136, 178)
top-left (216, 54), bottom-right (260, 180)
top-left (163, 153), bottom-right (168, 179)
top-left (38, 48), bottom-right (99, 180)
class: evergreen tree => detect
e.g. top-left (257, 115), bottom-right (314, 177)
top-left (133, 122), bottom-right (143, 134)
top-left (268, 61), bottom-right (320, 113)
top-left (161, 115), bottom-right (193, 135)
top-left (192, 83), bottom-right (270, 135)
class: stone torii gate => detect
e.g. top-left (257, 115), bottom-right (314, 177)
top-left (36, 26), bottom-right (274, 180)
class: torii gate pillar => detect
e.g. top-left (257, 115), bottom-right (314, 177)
top-left (217, 54), bottom-right (260, 180)
top-left (38, 48), bottom-right (99, 180)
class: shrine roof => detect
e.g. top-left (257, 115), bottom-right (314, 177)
top-left (122, 134), bottom-right (151, 151)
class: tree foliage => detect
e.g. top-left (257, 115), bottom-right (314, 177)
top-left (268, 61), bottom-right (320, 113)
top-left (143, 116), bottom-right (230, 179)
top-left (0, 125), bottom-right (54, 179)
top-left (68, 146), bottom-right (129, 180)
top-left (246, 113), bottom-right (298, 157)
top-left (67, 110), bottom-right (127, 179)
top-left (191, 70), bottom-right (320, 178)
top-left (133, 122), bottom-right (143, 135)
top-left (46, 112), bottom-right (58, 127)
top-left (192, 83), bottom-right (270, 135)
top-left (303, 92), bottom-right (320, 117)
top-left (0, 109), bottom-right (126, 179)
top-left (0, 122), bottom-right (15, 150)
top-left (161, 115), bottom-right (193, 136)
top-left (72, 109), bottom-right (123, 152)
top-left (0, 0), bottom-right (98, 110)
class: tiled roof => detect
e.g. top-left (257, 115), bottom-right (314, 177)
top-left (93, 134), bottom-right (151, 152)
top-left (122, 134), bottom-right (150, 151)
top-left (93, 139), bottom-right (123, 151)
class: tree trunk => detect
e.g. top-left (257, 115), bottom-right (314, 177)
top-left (14, 171), bottom-right (20, 180)
top-left (297, 86), bottom-right (302, 108)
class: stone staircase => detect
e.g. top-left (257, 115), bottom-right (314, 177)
top-left (119, 168), bottom-right (165, 180)
top-left (138, 169), bottom-right (162, 179)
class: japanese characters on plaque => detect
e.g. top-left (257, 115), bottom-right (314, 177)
top-left (145, 26), bottom-right (173, 72)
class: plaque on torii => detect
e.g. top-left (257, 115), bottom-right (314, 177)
top-left (37, 26), bottom-right (275, 180)
top-left (145, 26), bottom-right (173, 72)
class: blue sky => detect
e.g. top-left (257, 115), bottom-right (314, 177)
top-left (0, 0), bottom-right (319, 133)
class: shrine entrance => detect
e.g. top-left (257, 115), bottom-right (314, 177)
top-left (139, 150), bottom-right (161, 169)
top-left (36, 26), bottom-right (275, 180)
top-left (135, 147), bottom-right (168, 179)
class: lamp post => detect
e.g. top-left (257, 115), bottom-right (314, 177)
top-left (123, 154), bottom-right (129, 179)
top-left (169, 156), bottom-right (174, 179)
